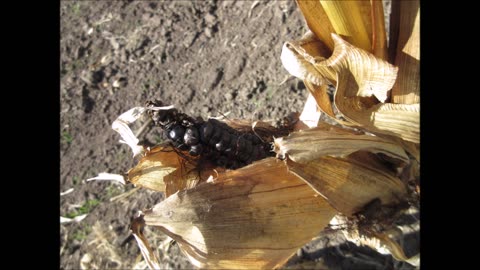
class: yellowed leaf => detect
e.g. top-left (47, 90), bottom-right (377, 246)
top-left (296, 0), bottom-right (335, 51)
top-left (287, 156), bottom-right (407, 216)
top-left (391, 0), bottom-right (420, 104)
top-left (274, 125), bottom-right (409, 164)
top-left (319, 0), bottom-right (372, 52)
top-left (127, 144), bottom-right (205, 196)
top-left (142, 158), bottom-right (337, 269)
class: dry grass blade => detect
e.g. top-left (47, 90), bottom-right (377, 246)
top-left (391, 0), bottom-right (420, 104)
top-left (286, 156), bottom-right (407, 216)
top-left (274, 125), bottom-right (409, 164)
top-left (142, 158), bottom-right (337, 269)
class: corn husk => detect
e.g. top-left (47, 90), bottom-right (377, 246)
top-left (282, 33), bottom-right (419, 143)
top-left (371, 0), bottom-right (388, 60)
top-left (281, 31), bottom-right (336, 86)
top-left (391, 0), bottom-right (420, 104)
top-left (319, 0), bottom-right (372, 52)
top-left (127, 144), bottom-right (214, 197)
top-left (295, 0), bottom-right (335, 51)
top-left (274, 124), bottom-right (409, 164)
top-left (286, 155), bottom-right (406, 216)
top-left (134, 158), bottom-right (337, 269)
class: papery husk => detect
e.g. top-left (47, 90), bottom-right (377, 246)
top-left (295, 0), bottom-right (335, 51)
top-left (282, 29), bottom-right (419, 143)
top-left (130, 214), bottom-right (162, 269)
top-left (286, 156), bottom-right (407, 216)
top-left (371, 0), bottom-right (388, 60)
top-left (281, 31), bottom-right (336, 86)
top-left (127, 144), bottom-right (211, 197)
top-left (274, 124), bottom-right (409, 164)
top-left (139, 158), bottom-right (338, 269)
top-left (391, 0), bottom-right (420, 104)
top-left (319, 0), bottom-right (372, 52)
top-left (325, 34), bottom-right (419, 143)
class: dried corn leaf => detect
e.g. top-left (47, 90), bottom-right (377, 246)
top-left (274, 125), bottom-right (409, 165)
top-left (371, 0), bottom-right (388, 60)
top-left (281, 31), bottom-right (335, 86)
top-left (325, 34), bottom-right (397, 102)
top-left (287, 156), bottom-right (407, 216)
top-left (391, 0), bottom-right (420, 104)
top-left (302, 80), bottom-right (354, 127)
top-left (142, 158), bottom-right (337, 269)
top-left (295, 0), bottom-right (335, 51)
top-left (322, 34), bottom-right (419, 143)
top-left (127, 144), bottom-right (206, 196)
top-left (111, 107), bottom-right (147, 157)
top-left (319, 0), bottom-right (372, 52)
top-left (130, 214), bottom-right (162, 269)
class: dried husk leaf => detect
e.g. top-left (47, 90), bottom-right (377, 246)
top-left (323, 34), bottom-right (419, 143)
top-left (130, 214), bottom-right (162, 269)
top-left (319, 0), bottom-right (372, 52)
top-left (281, 31), bottom-right (335, 86)
top-left (286, 156), bottom-right (407, 216)
top-left (324, 34), bottom-right (397, 102)
top-left (391, 0), bottom-right (420, 104)
top-left (142, 158), bottom-right (337, 269)
top-left (371, 0), bottom-right (388, 60)
top-left (274, 125), bottom-right (409, 164)
top-left (295, 0), bottom-right (335, 51)
top-left (127, 144), bottom-right (207, 196)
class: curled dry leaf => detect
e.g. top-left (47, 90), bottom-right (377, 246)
top-left (281, 31), bottom-right (336, 86)
top-left (139, 158), bottom-right (337, 269)
top-left (127, 144), bottom-right (213, 197)
top-left (324, 34), bottom-right (397, 103)
top-left (281, 33), bottom-right (420, 144)
top-left (312, 34), bottom-right (418, 143)
top-left (111, 106), bottom-right (147, 157)
top-left (274, 124), bottom-right (409, 164)
top-left (286, 156), bottom-right (407, 216)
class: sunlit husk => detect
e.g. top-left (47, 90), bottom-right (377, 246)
top-left (326, 35), bottom-right (419, 143)
top-left (274, 124), bottom-right (409, 164)
top-left (319, 0), bottom-right (372, 52)
top-left (371, 0), bottom-right (388, 60)
top-left (141, 158), bottom-right (337, 269)
top-left (391, 0), bottom-right (420, 104)
top-left (286, 156), bottom-right (407, 216)
top-left (295, 0), bottom-right (335, 51)
top-left (127, 145), bottom-right (207, 197)
top-left (324, 34), bottom-right (397, 103)
top-left (281, 31), bottom-right (336, 86)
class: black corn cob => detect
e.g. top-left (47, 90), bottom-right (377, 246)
top-left (146, 100), bottom-right (273, 169)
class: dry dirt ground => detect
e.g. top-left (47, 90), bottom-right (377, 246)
top-left (60, 1), bottom-right (417, 269)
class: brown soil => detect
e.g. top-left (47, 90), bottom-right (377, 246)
top-left (60, 1), bottom-right (417, 269)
